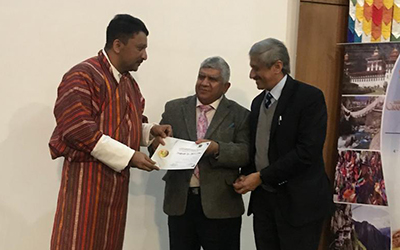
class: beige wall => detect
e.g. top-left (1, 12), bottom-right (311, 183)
top-left (0, 1), bottom-right (299, 249)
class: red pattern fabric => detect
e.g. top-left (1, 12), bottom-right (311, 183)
top-left (372, 4), bottom-right (384, 26)
top-left (49, 50), bottom-right (144, 250)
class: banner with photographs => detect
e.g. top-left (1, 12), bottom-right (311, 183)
top-left (331, 42), bottom-right (400, 250)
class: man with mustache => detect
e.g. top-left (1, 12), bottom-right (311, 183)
top-left (49, 14), bottom-right (171, 250)
top-left (234, 38), bottom-right (333, 250)
top-left (154, 56), bottom-right (250, 250)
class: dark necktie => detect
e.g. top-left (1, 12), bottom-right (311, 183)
top-left (265, 92), bottom-right (273, 109)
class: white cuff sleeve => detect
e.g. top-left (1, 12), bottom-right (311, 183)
top-left (141, 122), bottom-right (158, 146)
top-left (91, 135), bottom-right (135, 172)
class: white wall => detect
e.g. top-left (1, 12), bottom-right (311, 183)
top-left (0, 1), bottom-right (299, 249)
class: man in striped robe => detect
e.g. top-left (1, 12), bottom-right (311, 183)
top-left (49, 14), bottom-right (172, 250)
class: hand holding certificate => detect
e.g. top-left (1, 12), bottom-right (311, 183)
top-left (151, 137), bottom-right (210, 170)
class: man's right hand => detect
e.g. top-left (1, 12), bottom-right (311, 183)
top-left (151, 136), bottom-right (167, 151)
top-left (130, 151), bottom-right (159, 172)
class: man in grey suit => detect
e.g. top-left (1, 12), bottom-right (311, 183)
top-left (154, 56), bottom-right (250, 250)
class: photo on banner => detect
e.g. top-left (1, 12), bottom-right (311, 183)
top-left (338, 96), bottom-right (384, 150)
top-left (342, 43), bottom-right (400, 95)
top-left (329, 203), bottom-right (391, 250)
top-left (333, 150), bottom-right (387, 206)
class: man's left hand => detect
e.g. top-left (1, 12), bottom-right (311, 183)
top-left (195, 139), bottom-right (219, 156)
top-left (233, 172), bottom-right (262, 194)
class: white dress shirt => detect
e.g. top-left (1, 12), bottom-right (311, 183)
top-left (264, 75), bottom-right (287, 104)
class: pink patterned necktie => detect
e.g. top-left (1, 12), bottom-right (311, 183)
top-left (194, 104), bottom-right (213, 179)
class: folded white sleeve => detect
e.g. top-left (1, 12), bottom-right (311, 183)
top-left (91, 135), bottom-right (135, 172)
top-left (141, 122), bottom-right (157, 146)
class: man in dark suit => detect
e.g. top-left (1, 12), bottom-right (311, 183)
top-left (155, 56), bottom-right (250, 250)
top-left (233, 38), bottom-right (333, 250)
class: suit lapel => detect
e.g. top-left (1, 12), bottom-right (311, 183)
top-left (205, 96), bottom-right (230, 139)
top-left (182, 95), bottom-right (198, 141)
top-left (270, 75), bottom-right (297, 138)
top-left (252, 91), bottom-right (265, 132)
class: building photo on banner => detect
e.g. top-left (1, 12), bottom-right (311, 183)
top-left (330, 3), bottom-right (400, 247)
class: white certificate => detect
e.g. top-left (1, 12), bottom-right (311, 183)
top-left (151, 137), bottom-right (210, 170)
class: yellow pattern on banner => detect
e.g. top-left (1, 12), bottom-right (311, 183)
top-left (372, 36), bottom-right (381, 42)
top-left (363, 18), bottom-right (372, 34)
top-left (382, 21), bottom-right (392, 39)
top-left (384, 0), bottom-right (394, 9)
top-left (366, 0), bottom-right (374, 5)
top-left (356, 3), bottom-right (364, 21)
top-left (394, 4), bottom-right (400, 22)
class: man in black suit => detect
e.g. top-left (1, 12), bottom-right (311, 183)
top-left (233, 38), bottom-right (333, 250)
top-left (154, 56), bottom-right (250, 250)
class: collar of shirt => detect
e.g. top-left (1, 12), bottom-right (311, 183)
top-left (265, 74), bottom-right (287, 101)
top-left (196, 95), bottom-right (223, 110)
top-left (102, 49), bottom-right (123, 83)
